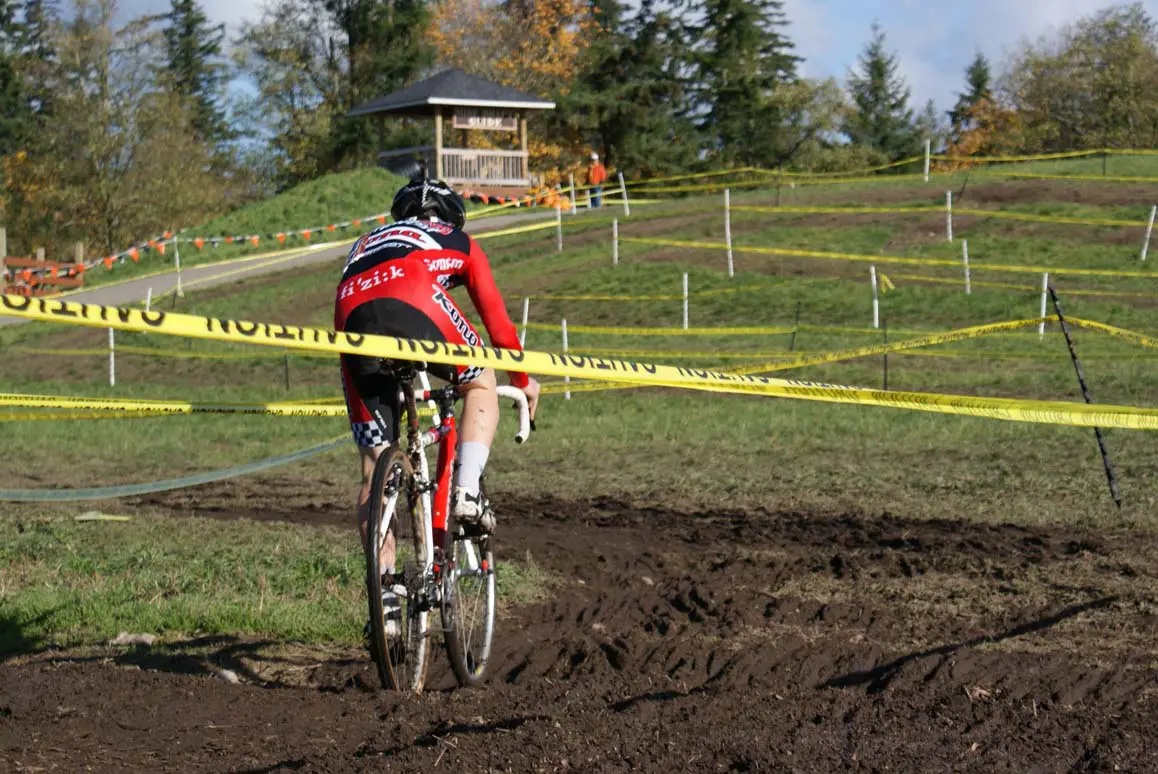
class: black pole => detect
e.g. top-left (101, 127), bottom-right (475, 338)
top-left (1048, 287), bottom-right (1122, 508)
top-left (789, 300), bottom-right (801, 352)
top-left (882, 319), bottom-right (888, 391)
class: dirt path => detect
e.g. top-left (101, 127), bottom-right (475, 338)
top-left (3, 495), bottom-right (1158, 772)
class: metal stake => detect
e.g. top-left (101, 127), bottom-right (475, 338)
top-left (1049, 286), bottom-right (1122, 508)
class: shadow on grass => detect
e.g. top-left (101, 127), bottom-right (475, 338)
top-left (23, 634), bottom-right (376, 692)
top-left (0, 610), bottom-right (52, 662)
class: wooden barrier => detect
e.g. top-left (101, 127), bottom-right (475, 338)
top-left (3, 256), bottom-right (85, 297)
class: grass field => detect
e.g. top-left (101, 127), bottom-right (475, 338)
top-left (6, 167), bottom-right (1158, 653)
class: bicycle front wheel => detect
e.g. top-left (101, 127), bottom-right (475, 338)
top-left (365, 444), bottom-right (432, 692)
top-left (441, 509), bottom-right (497, 688)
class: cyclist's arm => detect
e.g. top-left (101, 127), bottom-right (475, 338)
top-left (463, 238), bottom-right (529, 389)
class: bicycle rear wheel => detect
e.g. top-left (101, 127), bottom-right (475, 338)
top-left (441, 494), bottom-right (497, 688)
top-left (365, 444), bottom-right (431, 692)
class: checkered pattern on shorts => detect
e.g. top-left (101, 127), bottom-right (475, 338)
top-left (351, 420), bottom-right (388, 449)
top-left (457, 365), bottom-right (485, 385)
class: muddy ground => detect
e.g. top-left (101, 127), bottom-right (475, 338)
top-left (4, 494), bottom-right (1158, 772)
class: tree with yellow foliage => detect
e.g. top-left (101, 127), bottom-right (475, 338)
top-left (426, 0), bottom-right (597, 182)
top-left (427, 0), bottom-right (594, 98)
top-left (940, 98), bottom-right (1024, 169)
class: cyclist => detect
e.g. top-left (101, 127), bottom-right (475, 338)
top-left (336, 177), bottom-right (540, 558)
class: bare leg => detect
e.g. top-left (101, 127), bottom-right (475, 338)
top-left (357, 445), bottom-right (396, 572)
top-left (457, 368), bottom-right (498, 447)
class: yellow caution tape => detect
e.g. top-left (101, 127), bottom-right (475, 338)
top-left (623, 237), bottom-right (1158, 279)
top-left (624, 167), bottom-right (760, 187)
top-left (568, 347), bottom-right (794, 360)
top-left (0, 410), bottom-right (147, 422)
top-left (725, 318), bottom-right (1047, 376)
top-left (734, 204), bottom-right (1151, 229)
top-left (569, 344), bottom-right (1158, 363)
top-left (955, 208), bottom-right (1149, 228)
top-left (11, 345), bottom-right (296, 360)
top-left (527, 284), bottom-right (764, 302)
top-left (1069, 318), bottom-right (1158, 351)
top-left (734, 205), bottom-right (941, 216)
top-left (0, 392), bottom-right (436, 419)
top-left (530, 320), bottom-right (1048, 339)
top-left (529, 292), bottom-right (684, 302)
top-left (8, 294), bottom-right (1158, 429)
top-left (890, 274), bottom-right (1158, 299)
top-left (472, 220), bottom-right (558, 240)
top-left (0, 392), bottom-right (347, 417)
top-left (558, 319), bottom-right (1055, 381)
top-left (932, 150), bottom-right (1104, 163)
top-left (792, 173), bottom-right (933, 187)
top-left (991, 172), bottom-right (1158, 184)
top-left (472, 215), bottom-right (619, 242)
top-left (621, 149), bottom-right (1151, 191)
top-left (525, 321), bottom-right (795, 336)
top-left (626, 179), bottom-right (773, 195)
top-left (627, 158), bottom-right (923, 190)
top-left (774, 157), bottom-right (925, 178)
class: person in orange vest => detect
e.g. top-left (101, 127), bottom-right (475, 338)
top-left (586, 152), bottom-right (608, 207)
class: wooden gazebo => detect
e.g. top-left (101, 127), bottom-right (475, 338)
top-left (350, 69), bottom-right (555, 188)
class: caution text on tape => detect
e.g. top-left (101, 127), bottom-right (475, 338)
top-left (6, 293), bottom-right (1158, 430)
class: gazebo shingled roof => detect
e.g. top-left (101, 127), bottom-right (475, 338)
top-left (349, 69), bottom-right (555, 188)
top-left (349, 68), bottom-right (555, 118)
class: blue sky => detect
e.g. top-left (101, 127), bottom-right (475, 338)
top-left (790, 0), bottom-right (1158, 112)
top-left (121, 0), bottom-right (1158, 116)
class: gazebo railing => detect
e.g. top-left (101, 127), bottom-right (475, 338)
top-left (442, 149), bottom-right (529, 186)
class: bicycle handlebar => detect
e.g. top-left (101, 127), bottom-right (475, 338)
top-left (495, 385), bottom-right (533, 444)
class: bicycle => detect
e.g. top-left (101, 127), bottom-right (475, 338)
top-left (363, 363), bottom-right (532, 693)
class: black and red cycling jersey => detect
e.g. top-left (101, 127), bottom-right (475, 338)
top-left (334, 218), bottom-right (528, 389)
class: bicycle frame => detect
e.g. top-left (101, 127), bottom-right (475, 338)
top-left (395, 372), bottom-right (528, 589)
top-left (399, 378), bottom-right (458, 569)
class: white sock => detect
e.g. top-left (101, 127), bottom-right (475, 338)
top-left (454, 442), bottom-right (490, 495)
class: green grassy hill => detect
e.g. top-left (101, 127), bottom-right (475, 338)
top-left (992, 152), bottom-right (1158, 178)
top-left (191, 167), bottom-right (409, 238)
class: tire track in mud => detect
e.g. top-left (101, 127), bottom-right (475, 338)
top-left (4, 496), bottom-right (1158, 771)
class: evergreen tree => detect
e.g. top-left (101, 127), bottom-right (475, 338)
top-left (558, 0), bottom-right (699, 175)
top-left (328, 0), bottom-right (430, 105)
top-left (844, 23), bottom-right (918, 160)
top-left (0, 0), bottom-right (29, 154)
top-left (326, 0), bottom-right (433, 165)
top-left (694, 0), bottom-right (800, 165)
top-left (915, 98), bottom-right (946, 149)
top-left (162, 0), bottom-right (229, 145)
top-left (17, 0), bottom-right (56, 117)
top-left (948, 51), bottom-right (991, 136)
top-left (18, 0), bottom-right (53, 61)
